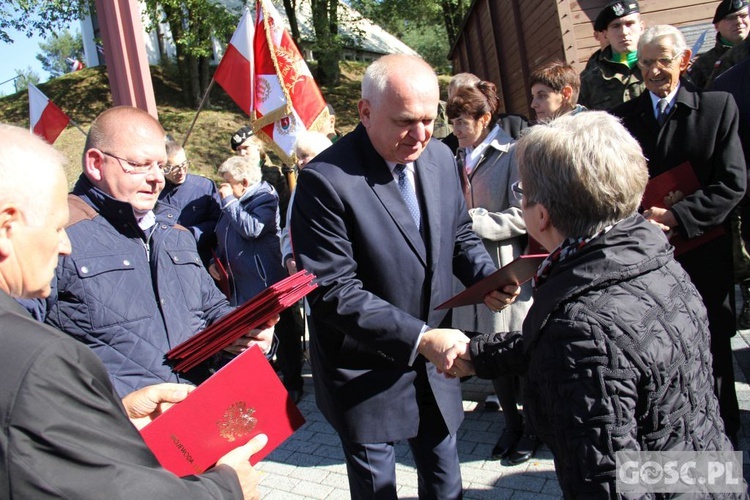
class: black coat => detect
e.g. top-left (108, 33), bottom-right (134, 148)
top-left (469, 215), bottom-right (737, 497)
top-left (0, 291), bottom-right (240, 499)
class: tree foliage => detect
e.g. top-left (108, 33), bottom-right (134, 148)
top-left (142, 0), bottom-right (236, 106)
top-left (350, 0), bottom-right (467, 69)
top-left (310, 0), bottom-right (341, 85)
top-left (0, 1), bottom-right (88, 44)
top-left (13, 67), bottom-right (41, 93)
top-left (36, 29), bottom-right (85, 78)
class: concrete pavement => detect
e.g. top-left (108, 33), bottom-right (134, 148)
top-left (255, 326), bottom-right (750, 499)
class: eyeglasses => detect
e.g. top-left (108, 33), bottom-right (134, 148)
top-left (162, 159), bottom-right (190, 175)
top-left (511, 180), bottom-right (524, 202)
top-left (101, 151), bottom-right (165, 174)
top-left (637, 53), bottom-right (681, 70)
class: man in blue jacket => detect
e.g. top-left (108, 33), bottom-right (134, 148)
top-left (40, 106), bottom-right (273, 397)
top-left (158, 140), bottom-right (221, 268)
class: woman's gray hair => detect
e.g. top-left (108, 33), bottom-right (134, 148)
top-left (516, 111), bottom-right (649, 238)
top-left (218, 154), bottom-right (262, 186)
top-left (638, 24), bottom-right (688, 57)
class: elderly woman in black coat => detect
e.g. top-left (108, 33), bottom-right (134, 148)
top-left (452, 111), bottom-right (740, 497)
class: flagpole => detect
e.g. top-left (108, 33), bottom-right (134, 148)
top-left (182, 79), bottom-right (216, 148)
top-left (69, 118), bottom-right (87, 137)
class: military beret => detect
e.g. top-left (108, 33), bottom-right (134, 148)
top-left (594, 0), bottom-right (640, 32)
top-left (230, 126), bottom-right (253, 151)
top-left (713, 0), bottom-right (749, 23)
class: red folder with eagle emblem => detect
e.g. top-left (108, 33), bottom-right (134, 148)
top-left (140, 345), bottom-right (305, 477)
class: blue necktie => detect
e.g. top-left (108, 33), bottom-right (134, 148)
top-left (656, 98), bottom-right (669, 127)
top-left (395, 163), bottom-right (421, 229)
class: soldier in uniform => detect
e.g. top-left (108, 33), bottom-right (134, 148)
top-left (710, 33), bottom-right (750, 84)
top-left (689, 0), bottom-right (749, 89)
top-left (579, 0), bottom-right (645, 111)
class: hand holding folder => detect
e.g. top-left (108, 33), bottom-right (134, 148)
top-left (141, 346), bottom-right (306, 477)
top-left (167, 270), bottom-right (317, 372)
top-left (435, 254), bottom-right (547, 310)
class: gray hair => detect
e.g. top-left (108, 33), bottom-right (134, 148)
top-left (516, 112), bottom-right (648, 238)
top-left (0, 124), bottom-right (67, 226)
top-left (294, 131), bottom-right (332, 158)
top-left (638, 24), bottom-right (688, 57)
top-left (361, 54), bottom-right (436, 108)
top-left (218, 154), bottom-right (262, 185)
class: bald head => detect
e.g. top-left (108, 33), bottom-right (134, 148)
top-left (0, 124), bottom-right (71, 298)
top-left (0, 124), bottom-right (67, 224)
top-left (359, 54), bottom-right (439, 164)
top-left (82, 106), bottom-right (167, 212)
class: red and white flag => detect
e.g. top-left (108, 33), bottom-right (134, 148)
top-left (28, 83), bottom-right (70, 144)
top-left (214, 1), bottom-right (328, 165)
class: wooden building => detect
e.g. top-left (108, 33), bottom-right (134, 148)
top-left (448, 0), bottom-right (723, 117)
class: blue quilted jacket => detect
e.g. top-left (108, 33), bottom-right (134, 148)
top-left (45, 176), bottom-right (234, 396)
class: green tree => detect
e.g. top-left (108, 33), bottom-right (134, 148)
top-left (142, 0), bottom-right (236, 106)
top-left (36, 29), bottom-right (85, 78)
top-left (310, 0), bottom-right (341, 85)
top-left (13, 67), bottom-right (41, 93)
top-left (0, 1), bottom-right (87, 43)
top-left (350, 0), bottom-right (467, 67)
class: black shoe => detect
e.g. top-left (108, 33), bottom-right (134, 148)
top-left (484, 394), bottom-right (500, 411)
top-left (507, 433), bottom-right (539, 465)
top-left (288, 388), bottom-right (304, 404)
top-left (492, 427), bottom-right (522, 460)
top-left (739, 302), bottom-right (750, 330)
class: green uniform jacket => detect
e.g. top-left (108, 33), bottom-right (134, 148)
top-left (578, 46), bottom-right (644, 111)
top-left (689, 38), bottom-right (730, 89)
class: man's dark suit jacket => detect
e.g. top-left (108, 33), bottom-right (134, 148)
top-left (291, 124), bottom-right (496, 443)
top-left (612, 81), bottom-right (746, 340)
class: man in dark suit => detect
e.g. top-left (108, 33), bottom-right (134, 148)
top-left (612, 25), bottom-right (747, 445)
top-left (291, 54), bottom-right (512, 499)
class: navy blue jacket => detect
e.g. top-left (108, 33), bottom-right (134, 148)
top-left (215, 181), bottom-right (286, 306)
top-left (44, 176), bottom-right (234, 396)
top-left (158, 174), bottom-right (221, 266)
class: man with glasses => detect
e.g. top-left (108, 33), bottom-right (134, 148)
top-left (613, 25), bottom-right (746, 447)
top-left (579, 0), bottom-right (645, 110)
top-left (158, 139), bottom-right (221, 268)
top-left (689, 0), bottom-right (749, 89)
top-left (36, 106), bottom-right (274, 397)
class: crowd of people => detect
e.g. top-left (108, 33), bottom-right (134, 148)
top-left (1, 0), bottom-right (750, 497)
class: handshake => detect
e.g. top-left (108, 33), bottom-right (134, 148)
top-left (418, 328), bottom-right (475, 378)
top-left (417, 285), bottom-right (520, 378)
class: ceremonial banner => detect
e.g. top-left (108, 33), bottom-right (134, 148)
top-left (214, 1), bottom-right (329, 165)
top-left (28, 84), bottom-right (70, 144)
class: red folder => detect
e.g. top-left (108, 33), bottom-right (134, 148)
top-left (435, 254), bottom-right (547, 310)
top-left (641, 161), bottom-right (725, 256)
top-left (167, 270), bottom-right (317, 372)
top-left (210, 250), bottom-right (231, 299)
top-left (141, 345), bottom-right (306, 477)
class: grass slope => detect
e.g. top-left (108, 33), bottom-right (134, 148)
top-left (0, 62), bottom-right (367, 186)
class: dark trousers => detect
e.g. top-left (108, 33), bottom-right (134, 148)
top-left (275, 303), bottom-right (305, 392)
top-left (340, 424), bottom-right (462, 500)
top-left (678, 234), bottom-right (741, 437)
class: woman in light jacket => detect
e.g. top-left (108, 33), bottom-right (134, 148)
top-left (447, 79), bottom-right (536, 464)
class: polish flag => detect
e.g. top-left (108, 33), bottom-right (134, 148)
top-left (214, 10), bottom-right (255, 116)
top-left (28, 84), bottom-right (70, 144)
top-left (214, 1), bottom-right (328, 165)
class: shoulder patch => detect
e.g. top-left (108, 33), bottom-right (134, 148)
top-left (67, 195), bottom-right (98, 227)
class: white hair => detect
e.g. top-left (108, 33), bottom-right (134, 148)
top-left (361, 54), bottom-right (436, 107)
top-left (293, 131), bottom-right (332, 158)
top-left (0, 124), bottom-right (67, 225)
top-left (638, 24), bottom-right (688, 57)
top-left (218, 154), bottom-right (263, 185)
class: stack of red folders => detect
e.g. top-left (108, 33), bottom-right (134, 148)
top-left (167, 270), bottom-right (317, 372)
